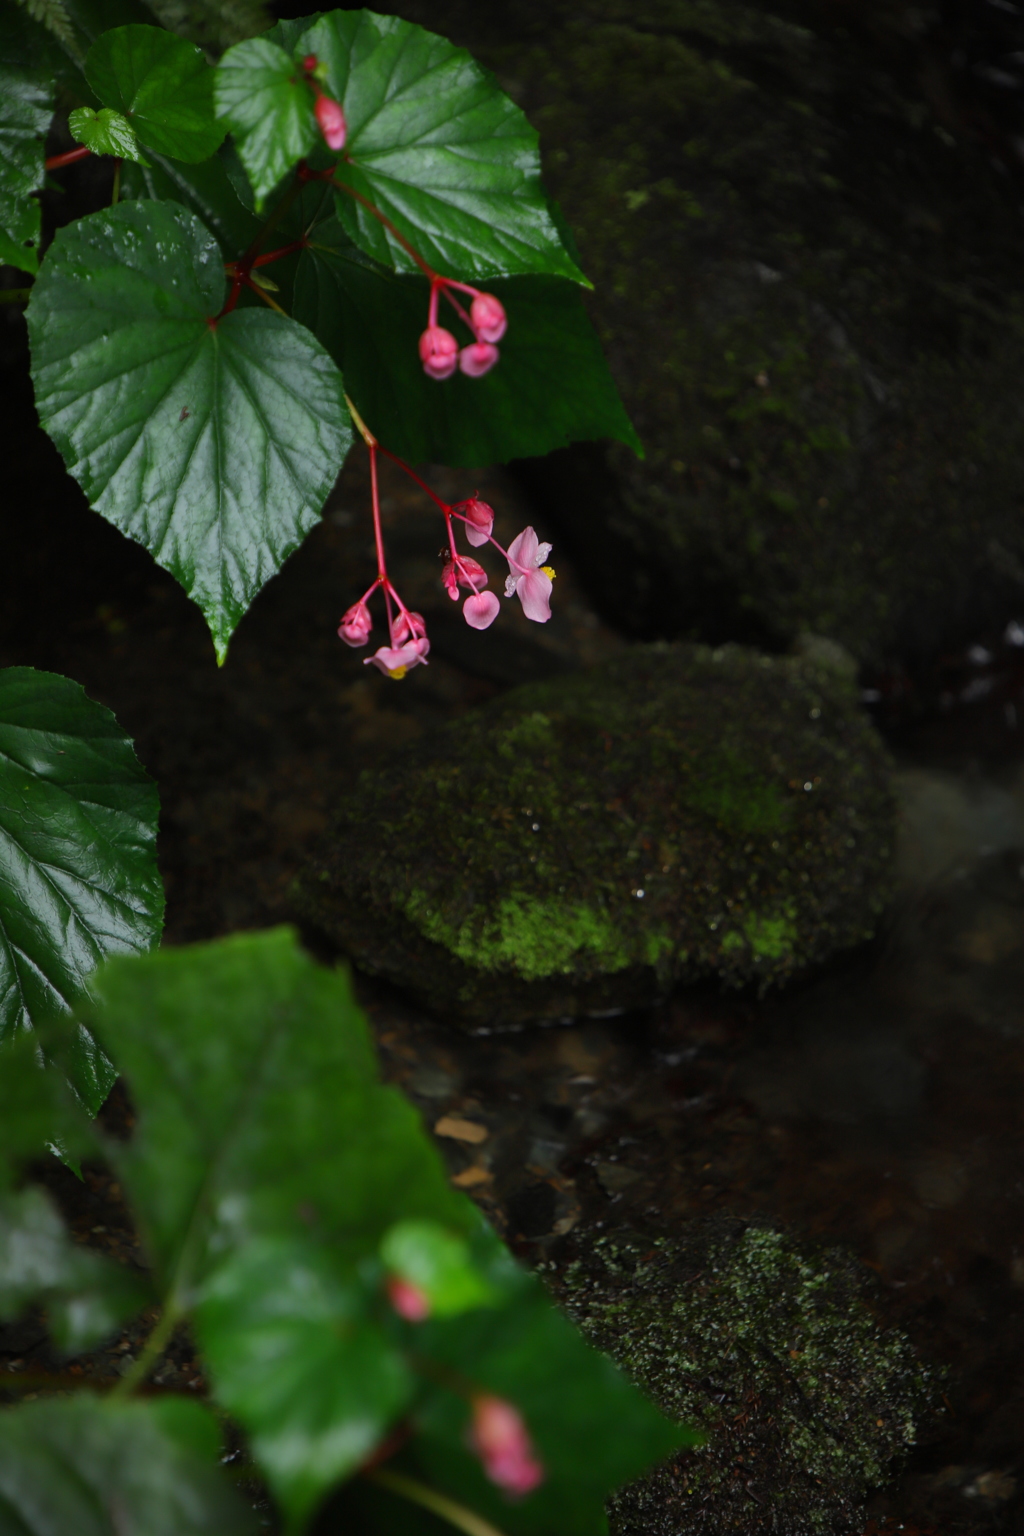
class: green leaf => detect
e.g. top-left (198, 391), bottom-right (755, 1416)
top-left (119, 142), bottom-right (263, 258)
top-left (69, 103), bottom-right (151, 162)
top-left (214, 35), bottom-right (317, 209)
top-left (85, 25), bottom-right (225, 163)
top-left (292, 218), bottom-right (640, 464)
top-left (0, 1032), bottom-right (95, 1185)
top-left (380, 1220), bottom-right (496, 1317)
top-left (85, 929), bottom-right (468, 1288)
top-left (0, 1186), bottom-right (148, 1353)
top-left (27, 200), bottom-right (352, 662)
top-left (0, 12), bottom-right (55, 275)
top-left (0, 1395), bottom-right (255, 1534)
top-left (0, 668), bottom-right (163, 1093)
top-left (409, 1240), bottom-right (695, 1536)
top-left (197, 1236), bottom-right (414, 1530)
top-left (302, 9), bottom-right (584, 284)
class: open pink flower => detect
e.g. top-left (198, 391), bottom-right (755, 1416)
top-left (468, 1395), bottom-right (544, 1497)
top-left (419, 326), bottom-right (459, 380)
top-left (338, 600), bottom-right (372, 648)
top-left (459, 341), bottom-right (499, 378)
top-left (314, 93), bottom-right (347, 151)
top-left (464, 591), bottom-right (500, 629)
top-left (504, 527), bottom-right (554, 623)
top-left (365, 635), bottom-right (429, 679)
top-left (453, 497), bottom-right (494, 548)
top-left (470, 293), bottom-right (507, 343)
top-left (386, 1274), bottom-right (431, 1322)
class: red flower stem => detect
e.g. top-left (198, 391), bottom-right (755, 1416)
top-left (251, 239), bottom-right (307, 267)
top-left (375, 443), bottom-right (450, 514)
top-left (369, 443), bottom-right (387, 582)
top-left (440, 284), bottom-right (473, 330)
top-left (45, 145), bottom-right (91, 170)
top-left (329, 176), bottom-right (438, 281)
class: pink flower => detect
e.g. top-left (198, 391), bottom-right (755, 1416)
top-left (419, 326), bottom-right (459, 380)
top-left (470, 293), bottom-right (507, 343)
top-left (459, 342), bottom-right (500, 378)
top-left (504, 527), bottom-right (555, 623)
top-left (468, 1395), bottom-right (544, 1497)
top-left (392, 609), bottom-right (427, 644)
top-left (338, 600), bottom-right (372, 648)
top-left (464, 591), bottom-right (499, 629)
top-left (315, 93), bottom-right (347, 151)
top-left (442, 555), bottom-right (487, 601)
top-left (453, 497), bottom-right (494, 548)
top-left (365, 636), bottom-right (429, 679)
top-left (386, 1274), bottom-right (431, 1321)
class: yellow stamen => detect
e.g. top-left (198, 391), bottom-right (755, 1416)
top-left (541, 565), bottom-right (556, 580)
top-left (387, 666), bottom-right (408, 680)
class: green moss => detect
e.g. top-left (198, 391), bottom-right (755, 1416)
top-left (556, 1221), bottom-right (937, 1535)
top-left (297, 644), bottom-right (895, 1026)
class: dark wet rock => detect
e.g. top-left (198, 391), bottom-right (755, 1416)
top-left (555, 1220), bottom-right (936, 1535)
top-left (296, 643), bottom-right (894, 1026)
top-left (396, 0), bottom-right (1024, 663)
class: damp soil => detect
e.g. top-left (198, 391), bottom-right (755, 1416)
top-left (2, 302), bottom-right (1024, 1535)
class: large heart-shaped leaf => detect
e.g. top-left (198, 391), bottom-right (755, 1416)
top-left (197, 1236), bottom-right (415, 1531)
top-left (0, 1396), bottom-right (255, 1535)
top-left (27, 200), bottom-right (352, 661)
top-left (0, 13), bottom-right (55, 275)
top-left (293, 216), bottom-right (640, 464)
top-left (214, 35), bottom-right (318, 208)
top-left (0, 668), bottom-right (162, 1098)
top-left (85, 25), bottom-right (225, 163)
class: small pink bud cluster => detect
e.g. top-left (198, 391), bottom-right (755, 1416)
top-left (468, 1395), bottom-right (544, 1496)
top-left (385, 1274), bottom-right (431, 1321)
top-left (418, 278), bottom-right (507, 381)
top-left (302, 54), bottom-right (347, 151)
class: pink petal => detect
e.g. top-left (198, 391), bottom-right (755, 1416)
top-left (516, 568), bottom-right (553, 623)
top-left (365, 638), bottom-right (429, 678)
top-left (470, 293), bottom-right (507, 344)
top-left (386, 1275), bottom-right (431, 1321)
top-left (457, 497), bottom-right (494, 547)
top-left (507, 526), bottom-right (539, 574)
top-left (459, 341), bottom-right (499, 377)
top-left (464, 590), bottom-right (500, 629)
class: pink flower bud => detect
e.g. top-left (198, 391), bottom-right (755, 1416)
top-left (470, 292), bottom-right (507, 343)
top-left (442, 561), bottom-right (460, 601)
top-left (386, 1274), bottom-right (431, 1321)
top-left (459, 341), bottom-right (500, 378)
top-left (454, 497), bottom-right (494, 548)
top-left (314, 93), bottom-right (347, 151)
top-left (338, 601), bottom-right (372, 647)
top-left (392, 609), bottom-right (427, 644)
top-left (464, 590), bottom-right (500, 629)
top-left (468, 1395), bottom-right (544, 1496)
top-left (302, 54), bottom-right (318, 72)
top-left (419, 325), bottom-right (459, 381)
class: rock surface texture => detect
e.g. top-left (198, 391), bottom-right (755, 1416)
top-left (297, 644), bottom-right (894, 1026)
top-left (397, 0), bottom-right (1024, 663)
top-left (557, 1220), bottom-right (935, 1535)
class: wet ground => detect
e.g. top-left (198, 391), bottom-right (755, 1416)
top-left (2, 316), bottom-right (1024, 1532)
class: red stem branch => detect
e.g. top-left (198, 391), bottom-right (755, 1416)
top-left (45, 145), bottom-right (91, 171)
top-left (329, 175), bottom-right (437, 281)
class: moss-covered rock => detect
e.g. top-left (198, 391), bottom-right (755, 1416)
top-left (296, 643), bottom-right (894, 1025)
top-left (555, 1221), bottom-right (936, 1535)
top-left (395, 0), bottom-right (1024, 663)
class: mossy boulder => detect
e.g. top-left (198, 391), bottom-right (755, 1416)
top-left (557, 1221), bottom-right (936, 1535)
top-left (396, 0), bottom-right (1024, 663)
top-left (296, 643), bottom-right (894, 1026)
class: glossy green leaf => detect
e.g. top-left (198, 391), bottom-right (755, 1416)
top-left (408, 1233), bottom-right (695, 1536)
top-left (85, 25), bottom-right (224, 163)
top-left (0, 668), bottom-right (162, 1084)
top-left (198, 1236), bottom-right (414, 1530)
top-left (380, 1220), bottom-right (496, 1317)
top-left (0, 1032), bottom-right (95, 1185)
top-left (27, 200), bottom-right (352, 661)
top-left (0, 1395), bottom-right (255, 1535)
top-left (298, 9), bottom-right (584, 284)
top-left (86, 929), bottom-right (468, 1287)
top-left (68, 104), bottom-right (150, 162)
top-left (0, 1186), bottom-right (147, 1353)
top-left (119, 142), bottom-right (262, 258)
top-left (0, 13), bottom-right (55, 274)
top-left (292, 218), bottom-right (640, 464)
top-left (214, 35), bottom-right (317, 209)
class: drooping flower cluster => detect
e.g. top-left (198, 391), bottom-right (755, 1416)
top-left (468, 1394), bottom-right (545, 1496)
top-left (419, 278), bottom-right (507, 380)
top-left (338, 409), bottom-right (555, 680)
